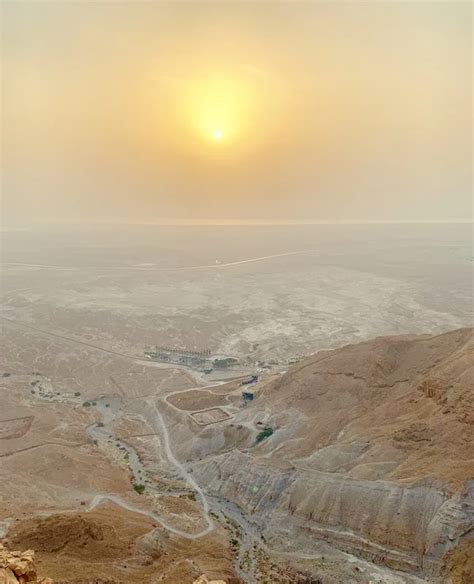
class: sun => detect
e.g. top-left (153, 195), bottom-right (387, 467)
top-left (175, 73), bottom-right (266, 150)
top-left (212, 129), bottom-right (224, 141)
top-left (182, 75), bottom-right (251, 146)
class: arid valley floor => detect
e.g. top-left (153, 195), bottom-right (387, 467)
top-left (1, 224), bottom-right (472, 583)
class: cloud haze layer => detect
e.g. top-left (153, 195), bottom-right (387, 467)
top-left (2, 1), bottom-right (472, 224)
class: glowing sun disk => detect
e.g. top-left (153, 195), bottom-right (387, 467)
top-left (177, 73), bottom-right (263, 148)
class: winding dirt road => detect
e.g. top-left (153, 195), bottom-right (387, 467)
top-left (148, 397), bottom-right (215, 535)
top-left (88, 493), bottom-right (213, 540)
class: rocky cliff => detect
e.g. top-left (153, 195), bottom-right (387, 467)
top-left (190, 328), bottom-right (474, 582)
top-left (0, 544), bottom-right (52, 584)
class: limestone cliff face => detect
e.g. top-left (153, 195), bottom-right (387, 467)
top-left (0, 544), bottom-right (52, 584)
top-left (190, 329), bottom-right (474, 581)
top-left (194, 452), bottom-right (473, 577)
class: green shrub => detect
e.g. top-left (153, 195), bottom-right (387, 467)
top-left (256, 427), bottom-right (274, 443)
top-left (82, 401), bottom-right (91, 407)
top-left (133, 483), bottom-right (145, 495)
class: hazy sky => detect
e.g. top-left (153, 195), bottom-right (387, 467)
top-left (2, 1), bottom-right (472, 224)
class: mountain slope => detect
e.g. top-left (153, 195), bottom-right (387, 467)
top-left (190, 328), bottom-right (473, 581)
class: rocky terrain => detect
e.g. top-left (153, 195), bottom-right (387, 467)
top-left (1, 327), bottom-right (472, 583)
top-left (186, 328), bottom-right (473, 582)
top-left (0, 543), bottom-right (52, 583)
top-left (0, 542), bottom-right (223, 584)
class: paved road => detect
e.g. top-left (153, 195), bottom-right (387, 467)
top-left (0, 316), bottom-right (158, 363)
top-left (0, 315), bottom-right (205, 382)
top-left (2, 249), bottom-right (313, 272)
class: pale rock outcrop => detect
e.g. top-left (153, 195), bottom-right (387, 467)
top-left (0, 545), bottom-right (52, 584)
top-left (193, 576), bottom-right (226, 584)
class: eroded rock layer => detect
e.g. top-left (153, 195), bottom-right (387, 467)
top-left (189, 329), bottom-right (474, 581)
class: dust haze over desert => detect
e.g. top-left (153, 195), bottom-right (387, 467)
top-left (0, 2), bottom-right (473, 584)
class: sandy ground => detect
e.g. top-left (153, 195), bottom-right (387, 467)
top-left (0, 224), bottom-right (471, 583)
top-left (1, 224), bottom-right (471, 372)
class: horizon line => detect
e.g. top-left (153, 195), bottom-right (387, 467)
top-left (2, 218), bottom-right (473, 228)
